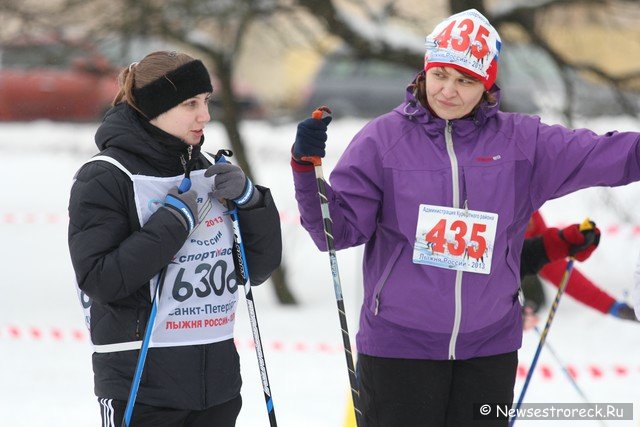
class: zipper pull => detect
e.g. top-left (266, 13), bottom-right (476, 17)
top-left (180, 146), bottom-right (193, 173)
top-left (517, 287), bottom-right (525, 306)
top-left (374, 296), bottom-right (380, 315)
top-left (180, 154), bottom-right (187, 172)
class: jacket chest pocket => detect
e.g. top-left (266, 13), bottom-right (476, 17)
top-left (461, 160), bottom-right (521, 222)
top-left (387, 167), bottom-right (453, 240)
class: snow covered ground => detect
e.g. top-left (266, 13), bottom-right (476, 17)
top-left (1, 114), bottom-right (640, 426)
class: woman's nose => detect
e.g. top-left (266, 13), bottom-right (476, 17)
top-left (199, 104), bottom-right (211, 122)
top-left (441, 80), bottom-right (457, 98)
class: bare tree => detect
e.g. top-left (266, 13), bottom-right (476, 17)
top-left (295, 0), bottom-right (640, 123)
top-left (0, 0), bottom-right (299, 303)
top-left (3, 0), bottom-right (639, 300)
top-left (290, 0), bottom-right (640, 226)
top-left (116, 0), bottom-right (299, 304)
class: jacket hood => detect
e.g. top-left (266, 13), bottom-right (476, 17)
top-left (95, 103), bottom-right (197, 175)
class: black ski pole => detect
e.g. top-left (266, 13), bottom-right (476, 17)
top-left (216, 154), bottom-right (278, 426)
top-left (121, 271), bottom-right (163, 427)
top-left (301, 106), bottom-right (362, 426)
top-left (510, 218), bottom-right (595, 426)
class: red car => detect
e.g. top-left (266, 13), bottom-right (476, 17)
top-left (0, 35), bottom-right (119, 121)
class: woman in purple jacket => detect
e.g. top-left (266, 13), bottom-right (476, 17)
top-left (291, 8), bottom-right (640, 427)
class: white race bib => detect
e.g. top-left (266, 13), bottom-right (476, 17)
top-left (413, 204), bottom-right (498, 274)
top-left (137, 170), bottom-right (238, 348)
top-left (74, 156), bottom-right (239, 352)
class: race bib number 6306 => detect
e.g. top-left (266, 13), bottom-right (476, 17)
top-left (413, 205), bottom-right (498, 274)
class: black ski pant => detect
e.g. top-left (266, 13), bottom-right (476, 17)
top-left (98, 394), bottom-right (241, 426)
top-left (357, 351), bottom-right (518, 427)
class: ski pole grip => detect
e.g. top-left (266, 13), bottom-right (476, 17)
top-left (178, 177), bottom-right (191, 194)
top-left (301, 106), bottom-right (332, 167)
top-left (300, 155), bottom-right (322, 166)
top-left (579, 217), bottom-right (593, 231)
top-left (578, 217), bottom-right (598, 248)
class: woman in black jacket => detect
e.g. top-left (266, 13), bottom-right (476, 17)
top-left (68, 51), bottom-right (281, 426)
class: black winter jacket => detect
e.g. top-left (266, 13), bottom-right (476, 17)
top-left (520, 236), bottom-right (551, 278)
top-left (68, 103), bottom-right (282, 410)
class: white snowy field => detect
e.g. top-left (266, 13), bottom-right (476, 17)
top-left (1, 114), bottom-right (640, 427)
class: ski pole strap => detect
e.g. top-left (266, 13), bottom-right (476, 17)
top-left (233, 177), bottom-right (255, 206)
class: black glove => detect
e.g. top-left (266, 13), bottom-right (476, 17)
top-left (292, 116), bottom-right (333, 164)
top-left (608, 301), bottom-right (639, 322)
top-left (164, 187), bottom-right (199, 233)
top-left (204, 163), bottom-right (261, 208)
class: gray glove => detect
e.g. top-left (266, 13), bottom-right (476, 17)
top-left (164, 187), bottom-right (199, 233)
top-left (204, 163), bottom-right (261, 208)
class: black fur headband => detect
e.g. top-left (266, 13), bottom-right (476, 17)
top-left (132, 60), bottom-right (213, 119)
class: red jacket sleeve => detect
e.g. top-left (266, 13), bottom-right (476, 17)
top-left (525, 210), bottom-right (547, 238)
top-left (539, 260), bottom-right (616, 313)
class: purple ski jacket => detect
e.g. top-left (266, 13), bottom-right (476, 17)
top-left (293, 86), bottom-right (640, 361)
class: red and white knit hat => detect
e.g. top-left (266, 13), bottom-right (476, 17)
top-left (424, 9), bottom-right (502, 90)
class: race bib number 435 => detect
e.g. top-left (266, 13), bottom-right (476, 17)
top-left (413, 205), bottom-right (498, 274)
